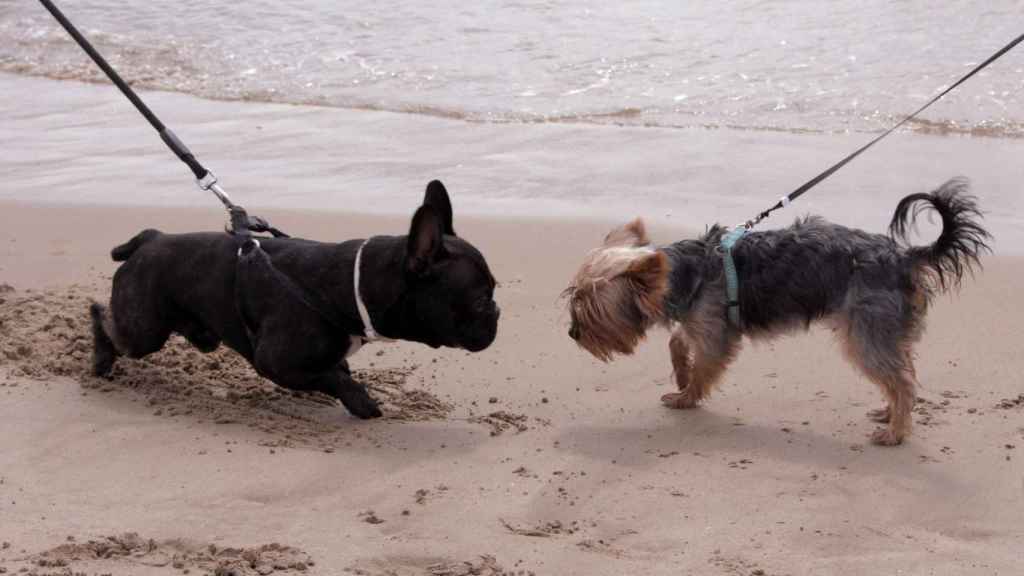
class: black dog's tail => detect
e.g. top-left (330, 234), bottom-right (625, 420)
top-left (111, 229), bottom-right (161, 262)
top-left (889, 178), bottom-right (991, 291)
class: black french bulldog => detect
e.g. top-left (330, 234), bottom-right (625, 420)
top-left (89, 181), bottom-right (499, 418)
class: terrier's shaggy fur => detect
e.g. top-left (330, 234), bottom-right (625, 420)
top-left (565, 178), bottom-right (990, 445)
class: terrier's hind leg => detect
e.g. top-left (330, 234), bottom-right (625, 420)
top-left (864, 365), bottom-right (916, 446)
top-left (839, 296), bottom-right (918, 446)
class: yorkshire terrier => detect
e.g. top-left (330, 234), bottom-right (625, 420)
top-left (565, 178), bottom-right (989, 445)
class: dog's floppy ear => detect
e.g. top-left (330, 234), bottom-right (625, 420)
top-left (603, 218), bottom-right (649, 248)
top-left (424, 180), bottom-right (455, 236)
top-left (625, 250), bottom-right (669, 320)
top-left (407, 204), bottom-right (445, 275)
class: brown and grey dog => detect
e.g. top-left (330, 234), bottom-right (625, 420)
top-left (565, 178), bottom-right (989, 445)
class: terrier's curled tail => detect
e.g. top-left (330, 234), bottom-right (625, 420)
top-left (889, 177), bottom-right (991, 291)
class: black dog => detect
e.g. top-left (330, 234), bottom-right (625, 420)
top-left (90, 181), bottom-right (499, 418)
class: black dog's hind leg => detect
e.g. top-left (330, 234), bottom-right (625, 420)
top-left (91, 300), bottom-right (182, 377)
top-left (89, 302), bottom-right (118, 377)
top-left (173, 317), bottom-right (221, 353)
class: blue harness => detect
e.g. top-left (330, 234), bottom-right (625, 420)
top-left (719, 227), bottom-right (747, 327)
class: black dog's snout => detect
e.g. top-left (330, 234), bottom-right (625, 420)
top-left (569, 324), bottom-right (580, 341)
top-left (479, 299), bottom-right (500, 324)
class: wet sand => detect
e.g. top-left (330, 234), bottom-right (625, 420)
top-left (2, 72), bottom-right (1024, 575)
top-left (3, 72), bottom-right (1023, 248)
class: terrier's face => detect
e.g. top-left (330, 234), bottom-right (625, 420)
top-left (564, 219), bottom-right (669, 361)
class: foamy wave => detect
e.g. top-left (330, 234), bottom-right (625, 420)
top-left (2, 16), bottom-right (1021, 140)
top-left (0, 16), bottom-right (209, 95)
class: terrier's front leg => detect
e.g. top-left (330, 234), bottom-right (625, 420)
top-left (662, 321), bottom-right (741, 409)
top-left (662, 325), bottom-right (698, 409)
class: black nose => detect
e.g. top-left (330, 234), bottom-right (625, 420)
top-left (569, 325), bottom-right (579, 341)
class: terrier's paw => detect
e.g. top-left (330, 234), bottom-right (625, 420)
top-left (661, 392), bottom-right (698, 410)
top-left (870, 427), bottom-right (904, 446)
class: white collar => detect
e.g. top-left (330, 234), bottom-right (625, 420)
top-left (354, 238), bottom-right (382, 342)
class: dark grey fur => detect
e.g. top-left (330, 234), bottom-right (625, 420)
top-left (662, 178), bottom-right (989, 333)
top-left (654, 178), bottom-right (989, 444)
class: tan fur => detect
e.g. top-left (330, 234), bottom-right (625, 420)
top-left (664, 325), bottom-right (693, 408)
top-left (834, 317), bottom-right (918, 445)
top-left (662, 305), bottom-right (742, 409)
top-left (603, 218), bottom-right (649, 248)
top-left (565, 220), bottom-right (669, 362)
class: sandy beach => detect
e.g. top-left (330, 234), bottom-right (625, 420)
top-left (2, 71), bottom-right (1024, 575)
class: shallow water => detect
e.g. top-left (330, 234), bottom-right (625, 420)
top-left (2, 1), bottom-right (1022, 136)
top-left (1, 3), bottom-right (1022, 252)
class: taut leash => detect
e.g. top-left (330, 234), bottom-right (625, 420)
top-left (744, 32), bottom-right (1024, 230)
top-left (721, 31), bottom-right (1022, 327)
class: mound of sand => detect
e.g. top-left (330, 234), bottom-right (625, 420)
top-left (2, 532), bottom-right (312, 576)
top-left (345, 554), bottom-right (516, 576)
top-left (0, 286), bottom-right (451, 450)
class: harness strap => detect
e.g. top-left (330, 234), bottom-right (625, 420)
top-left (720, 227), bottom-right (747, 327)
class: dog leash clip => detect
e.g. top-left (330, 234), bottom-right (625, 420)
top-left (196, 170), bottom-right (235, 211)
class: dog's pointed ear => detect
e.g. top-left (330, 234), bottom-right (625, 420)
top-left (423, 180), bottom-right (455, 236)
top-left (407, 204), bottom-right (445, 275)
top-left (603, 218), bottom-right (649, 247)
top-left (625, 251), bottom-right (669, 319)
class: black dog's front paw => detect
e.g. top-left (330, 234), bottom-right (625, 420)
top-left (344, 394), bottom-right (383, 419)
top-left (329, 375), bottom-right (383, 419)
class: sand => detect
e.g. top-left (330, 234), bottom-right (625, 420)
top-left (2, 73), bottom-right (1024, 575)
top-left (1, 202), bottom-right (1023, 575)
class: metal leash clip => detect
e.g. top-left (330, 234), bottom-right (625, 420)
top-left (196, 171), bottom-right (235, 211)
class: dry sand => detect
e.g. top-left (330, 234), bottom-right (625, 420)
top-left (2, 72), bottom-right (1024, 575)
top-left (1, 202), bottom-right (1022, 576)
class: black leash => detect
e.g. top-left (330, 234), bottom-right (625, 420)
top-left (745, 32), bottom-right (1024, 230)
top-left (37, 0), bottom-right (288, 238)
